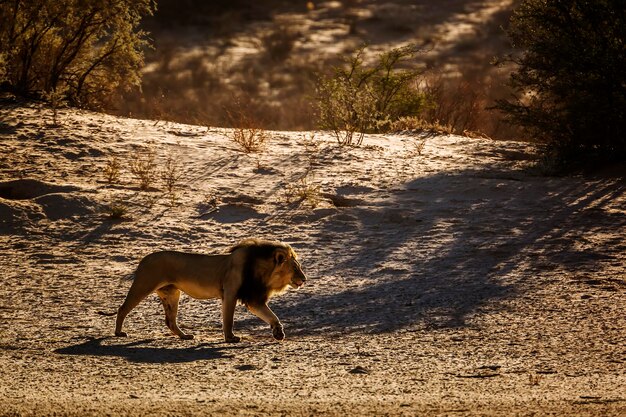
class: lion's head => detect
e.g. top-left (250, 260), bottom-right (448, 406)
top-left (231, 239), bottom-right (307, 305)
top-left (270, 245), bottom-right (307, 290)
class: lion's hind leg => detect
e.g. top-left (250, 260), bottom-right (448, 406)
top-left (115, 274), bottom-right (160, 337)
top-left (156, 285), bottom-right (194, 340)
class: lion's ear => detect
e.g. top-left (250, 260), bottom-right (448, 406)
top-left (275, 251), bottom-right (286, 265)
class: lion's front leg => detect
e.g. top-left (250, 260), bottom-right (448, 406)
top-left (247, 303), bottom-right (284, 341)
top-left (221, 292), bottom-right (241, 343)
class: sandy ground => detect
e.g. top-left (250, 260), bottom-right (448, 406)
top-left (0, 102), bottom-right (625, 416)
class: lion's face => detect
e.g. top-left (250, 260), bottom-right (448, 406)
top-left (271, 248), bottom-right (307, 290)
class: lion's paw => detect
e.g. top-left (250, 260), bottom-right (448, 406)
top-left (272, 326), bottom-right (285, 341)
top-left (180, 333), bottom-right (194, 340)
top-left (115, 331), bottom-right (128, 337)
top-left (225, 335), bottom-right (242, 343)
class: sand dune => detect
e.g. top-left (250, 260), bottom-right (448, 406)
top-left (0, 102), bottom-right (624, 415)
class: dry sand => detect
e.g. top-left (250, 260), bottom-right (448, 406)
top-left (0, 102), bottom-right (624, 416)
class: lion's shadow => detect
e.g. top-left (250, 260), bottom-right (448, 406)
top-left (246, 168), bottom-right (625, 337)
top-left (54, 337), bottom-right (236, 363)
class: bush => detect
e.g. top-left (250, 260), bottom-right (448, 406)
top-left (316, 45), bottom-right (428, 146)
top-left (0, 0), bottom-right (154, 108)
top-left (497, 0), bottom-right (626, 167)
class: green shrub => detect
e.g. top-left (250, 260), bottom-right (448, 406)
top-left (0, 0), bottom-right (154, 108)
top-left (497, 0), bottom-right (626, 168)
top-left (316, 45), bottom-right (428, 146)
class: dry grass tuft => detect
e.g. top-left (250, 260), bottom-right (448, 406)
top-left (161, 152), bottom-right (184, 204)
top-left (285, 173), bottom-right (322, 208)
top-left (227, 108), bottom-right (270, 153)
top-left (103, 156), bottom-right (122, 184)
top-left (43, 87), bottom-right (67, 127)
top-left (129, 145), bottom-right (158, 190)
top-left (391, 116), bottom-right (453, 136)
top-left (105, 201), bottom-right (129, 220)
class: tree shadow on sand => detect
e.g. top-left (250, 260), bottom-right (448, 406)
top-left (55, 337), bottom-right (238, 363)
top-left (255, 168), bottom-right (625, 337)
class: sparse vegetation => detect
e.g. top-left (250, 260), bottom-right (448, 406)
top-left (285, 172), bottom-right (322, 208)
top-left (284, 134), bottom-right (323, 208)
top-left (196, 192), bottom-right (221, 218)
top-left (43, 87), bottom-right (67, 126)
top-left (315, 45), bottom-right (428, 146)
top-left (103, 156), bottom-right (122, 185)
top-left (105, 200), bottom-right (129, 219)
top-left (300, 132), bottom-right (321, 165)
top-left (497, 0), bottom-right (626, 168)
top-left (129, 145), bottom-right (157, 190)
top-left (420, 75), bottom-right (483, 136)
top-left (161, 152), bottom-right (184, 205)
top-left (230, 126), bottom-right (269, 153)
top-left (75, 2), bottom-right (517, 142)
top-left (406, 136), bottom-right (427, 157)
top-left (226, 100), bottom-right (270, 153)
top-left (390, 116), bottom-right (453, 136)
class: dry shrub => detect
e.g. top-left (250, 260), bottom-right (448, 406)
top-left (161, 154), bottom-right (183, 193)
top-left (230, 126), bottom-right (269, 153)
top-left (129, 146), bottom-right (157, 190)
top-left (226, 99), bottom-right (270, 153)
top-left (421, 74), bottom-right (483, 135)
top-left (161, 152), bottom-right (184, 205)
top-left (42, 87), bottom-right (67, 126)
top-left (391, 116), bottom-right (453, 136)
top-left (285, 134), bottom-right (323, 207)
top-left (300, 132), bottom-right (321, 166)
top-left (407, 137), bottom-right (426, 156)
top-left (285, 173), bottom-right (322, 208)
top-left (105, 200), bottom-right (129, 220)
top-left (103, 156), bottom-right (122, 184)
top-left (417, 71), bottom-right (523, 140)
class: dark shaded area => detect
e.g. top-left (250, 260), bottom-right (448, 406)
top-left (55, 337), bottom-right (237, 363)
top-left (0, 179), bottom-right (79, 200)
top-left (251, 169), bottom-right (625, 336)
top-left (146, 0), bottom-right (296, 28)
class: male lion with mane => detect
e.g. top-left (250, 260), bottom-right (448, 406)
top-left (115, 239), bottom-right (307, 342)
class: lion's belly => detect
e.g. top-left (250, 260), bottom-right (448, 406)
top-left (174, 280), bottom-right (222, 300)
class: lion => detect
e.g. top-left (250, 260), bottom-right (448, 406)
top-left (115, 239), bottom-right (307, 342)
